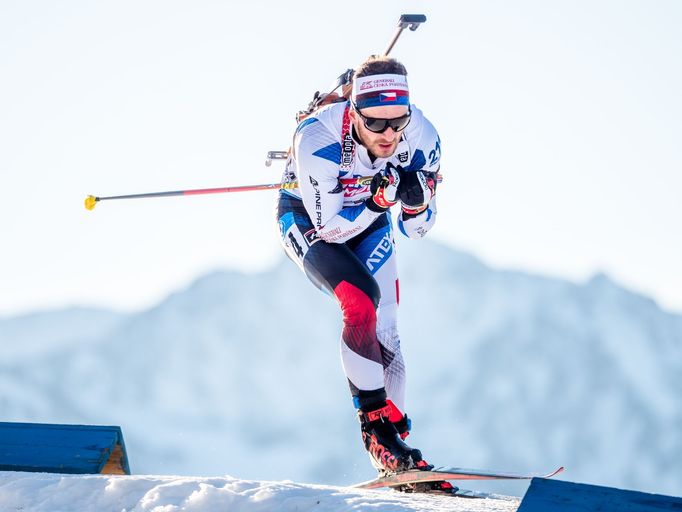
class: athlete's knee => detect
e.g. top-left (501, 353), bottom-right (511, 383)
top-left (334, 279), bottom-right (381, 326)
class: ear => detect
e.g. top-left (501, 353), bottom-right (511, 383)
top-left (348, 109), bottom-right (363, 133)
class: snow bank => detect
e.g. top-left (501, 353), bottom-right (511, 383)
top-left (0, 472), bottom-right (519, 512)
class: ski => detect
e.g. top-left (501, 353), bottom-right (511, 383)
top-left (353, 465), bottom-right (565, 490)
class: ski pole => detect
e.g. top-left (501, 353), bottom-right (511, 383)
top-left (84, 182), bottom-right (288, 211)
top-left (296, 14), bottom-right (427, 122)
top-left (84, 173), bottom-right (442, 211)
top-left (384, 14), bottom-right (427, 56)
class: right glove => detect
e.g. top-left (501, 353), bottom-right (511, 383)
top-left (365, 165), bottom-right (401, 212)
top-left (398, 170), bottom-right (435, 217)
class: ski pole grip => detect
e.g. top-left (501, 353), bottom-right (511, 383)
top-left (398, 14), bottom-right (427, 30)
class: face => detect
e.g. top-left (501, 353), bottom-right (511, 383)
top-left (350, 104), bottom-right (410, 158)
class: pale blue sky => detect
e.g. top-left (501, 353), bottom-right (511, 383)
top-left (1, 0), bottom-right (681, 315)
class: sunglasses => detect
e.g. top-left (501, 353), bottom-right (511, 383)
top-left (352, 103), bottom-right (412, 134)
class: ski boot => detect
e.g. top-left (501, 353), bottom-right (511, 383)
top-left (359, 401), bottom-right (424, 472)
top-left (357, 392), bottom-right (459, 496)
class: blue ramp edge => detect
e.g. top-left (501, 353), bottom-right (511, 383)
top-left (0, 422), bottom-right (131, 475)
top-left (518, 477), bottom-right (682, 512)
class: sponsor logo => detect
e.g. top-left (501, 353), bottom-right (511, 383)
top-left (397, 151), bottom-right (408, 163)
top-left (304, 228), bottom-right (320, 246)
top-left (342, 181), bottom-right (371, 199)
top-left (320, 225), bottom-right (363, 243)
top-left (309, 176), bottom-right (323, 228)
top-left (342, 133), bottom-right (354, 168)
top-left (340, 105), bottom-right (355, 172)
top-left (363, 433), bottom-right (399, 471)
top-left (356, 77), bottom-right (408, 92)
top-left (366, 231), bottom-right (393, 272)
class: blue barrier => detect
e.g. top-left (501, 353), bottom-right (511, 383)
top-left (0, 422), bottom-right (130, 475)
top-left (518, 477), bottom-right (682, 511)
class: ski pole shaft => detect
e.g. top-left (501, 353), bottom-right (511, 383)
top-left (84, 182), bottom-right (288, 210)
top-left (384, 14), bottom-right (427, 56)
top-left (84, 173), bottom-right (442, 211)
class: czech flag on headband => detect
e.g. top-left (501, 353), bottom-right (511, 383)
top-left (354, 89), bottom-right (409, 109)
top-left (380, 92), bottom-right (397, 102)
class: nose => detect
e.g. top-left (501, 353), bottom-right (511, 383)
top-left (379, 127), bottom-right (398, 141)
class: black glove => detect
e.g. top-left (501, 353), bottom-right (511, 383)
top-left (397, 169), bottom-right (436, 216)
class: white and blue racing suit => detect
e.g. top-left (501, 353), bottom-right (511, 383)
top-left (276, 100), bottom-right (441, 417)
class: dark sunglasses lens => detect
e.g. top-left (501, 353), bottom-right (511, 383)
top-left (364, 114), bottom-right (411, 133)
top-left (364, 119), bottom-right (390, 132)
top-left (390, 115), bottom-right (411, 132)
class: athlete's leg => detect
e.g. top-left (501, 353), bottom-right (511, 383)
top-left (347, 217), bottom-right (406, 414)
top-left (279, 196), bottom-right (427, 472)
top-left (277, 193), bottom-right (384, 392)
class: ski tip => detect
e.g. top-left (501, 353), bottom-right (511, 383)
top-left (546, 466), bottom-right (565, 479)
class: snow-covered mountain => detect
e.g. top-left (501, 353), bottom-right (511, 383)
top-left (1, 240), bottom-right (681, 497)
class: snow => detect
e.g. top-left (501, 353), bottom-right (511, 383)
top-left (0, 472), bottom-right (519, 512)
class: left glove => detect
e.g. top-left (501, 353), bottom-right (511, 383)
top-left (398, 170), bottom-right (435, 216)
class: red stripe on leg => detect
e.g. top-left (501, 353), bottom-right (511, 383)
top-left (334, 281), bottom-right (382, 365)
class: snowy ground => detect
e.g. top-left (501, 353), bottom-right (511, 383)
top-left (0, 472), bottom-right (520, 512)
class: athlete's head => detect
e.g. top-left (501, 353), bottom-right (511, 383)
top-left (350, 56), bottom-right (411, 158)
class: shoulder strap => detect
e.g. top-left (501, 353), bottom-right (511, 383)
top-left (340, 103), bottom-right (355, 173)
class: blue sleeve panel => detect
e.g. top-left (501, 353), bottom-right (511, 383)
top-left (0, 421), bottom-right (131, 475)
top-left (312, 142), bottom-right (342, 165)
top-left (518, 477), bottom-right (682, 512)
top-left (406, 149), bottom-right (427, 171)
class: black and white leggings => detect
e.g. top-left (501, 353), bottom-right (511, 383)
top-left (277, 192), bottom-right (406, 414)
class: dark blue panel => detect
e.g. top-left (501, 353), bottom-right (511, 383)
top-left (518, 478), bottom-right (682, 512)
top-left (406, 149), bottom-right (426, 171)
top-left (0, 422), bottom-right (130, 475)
top-left (312, 142), bottom-right (342, 164)
top-left (295, 117), bottom-right (318, 134)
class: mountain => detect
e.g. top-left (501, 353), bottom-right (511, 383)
top-left (1, 240), bottom-right (680, 497)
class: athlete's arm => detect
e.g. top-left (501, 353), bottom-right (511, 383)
top-left (398, 196), bottom-right (438, 239)
top-left (295, 118), bottom-right (384, 243)
top-left (398, 114), bottom-right (442, 239)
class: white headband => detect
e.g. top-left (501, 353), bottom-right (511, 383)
top-left (351, 74), bottom-right (410, 109)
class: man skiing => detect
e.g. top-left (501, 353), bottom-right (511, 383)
top-left (277, 55), bottom-right (449, 492)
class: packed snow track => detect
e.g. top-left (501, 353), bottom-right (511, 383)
top-left (0, 471), bottom-right (519, 512)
